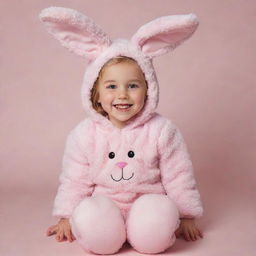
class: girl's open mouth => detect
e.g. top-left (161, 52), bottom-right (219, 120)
top-left (113, 104), bottom-right (133, 111)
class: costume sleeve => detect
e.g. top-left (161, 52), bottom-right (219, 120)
top-left (52, 124), bottom-right (94, 219)
top-left (158, 121), bottom-right (203, 219)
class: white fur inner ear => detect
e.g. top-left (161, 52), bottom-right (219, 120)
top-left (54, 25), bottom-right (105, 58)
top-left (141, 34), bottom-right (175, 54)
top-left (40, 7), bottom-right (112, 60)
top-left (131, 14), bottom-right (199, 58)
top-left (141, 28), bottom-right (196, 55)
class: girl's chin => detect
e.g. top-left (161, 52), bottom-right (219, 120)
top-left (108, 115), bottom-right (132, 124)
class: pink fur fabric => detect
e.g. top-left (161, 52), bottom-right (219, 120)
top-left (70, 195), bottom-right (126, 254)
top-left (40, 6), bottom-right (203, 254)
top-left (126, 194), bottom-right (180, 253)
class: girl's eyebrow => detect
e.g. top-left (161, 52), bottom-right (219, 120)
top-left (104, 80), bottom-right (116, 84)
top-left (104, 79), bottom-right (142, 84)
top-left (128, 79), bottom-right (142, 83)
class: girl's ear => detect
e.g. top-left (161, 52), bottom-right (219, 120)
top-left (131, 14), bottom-right (199, 58)
top-left (39, 7), bottom-right (112, 61)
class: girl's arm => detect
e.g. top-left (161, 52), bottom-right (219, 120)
top-left (52, 123), bottom-right (94, 219)
top-left (158, 121), bottom-right (204, 219)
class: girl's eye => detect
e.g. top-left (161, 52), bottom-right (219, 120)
top-left (107, 84), bottom-right (116, 89)
top-left (128, 84), bottom-right (139, 89)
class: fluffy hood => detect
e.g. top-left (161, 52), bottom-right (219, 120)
top-left (39, 7), bottom-right (199, 131)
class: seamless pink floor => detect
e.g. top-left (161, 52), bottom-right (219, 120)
top-left (1, 187), bottom-right (255, 255)
top-left (1, 0), bottom-right (256, 255)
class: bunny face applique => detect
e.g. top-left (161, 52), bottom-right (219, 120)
top-left (89, 127), bottom-right (161, 192)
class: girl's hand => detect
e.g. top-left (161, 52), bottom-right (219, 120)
top-left (46, 218), bottom-right (76, 242)
top-left (175, 218), bottom-right (203, 241)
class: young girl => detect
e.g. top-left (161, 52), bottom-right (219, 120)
top-left (40, 7), bottom-right (204, 254)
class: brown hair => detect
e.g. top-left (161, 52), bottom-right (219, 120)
top-left (90, 56), bottom-right (148, 117)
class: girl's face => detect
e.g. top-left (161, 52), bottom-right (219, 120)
top-left (97, 62), bottom-right (147, 129)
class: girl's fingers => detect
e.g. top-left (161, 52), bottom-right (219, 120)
top-left (47, 225), bottom-right (58, 236)
top-left (191, 229), bottom-right (198, 241)
top-left (175, 226), bottom-right (182, 238)
top-left (198, 229), bottom-right (203, 238)
top-left (64, 226), bottom-right (76, 242)
top-left (59, 231), bottom-right (64, 242)
top-left (71, 232), bottom-right (76, 240)
top-left (178, 223), bottom-right (203, 242)
top-left (190, 230), bottom-right (196, 241)
top-left (186, 228), bottom-right (194, 241)
top-left (184, 230), bottom-right (191, 241)
top-left (46, 228), bottom-right (52, 236)
top-left (56, 230), bottom-right (64, 242)
top-left (65, 230), bottom-right (73, 242)
top-left (174, 229), bottom-right (181, 237)
top-left (49, 223), bottom-right (77, 243)
top-left (47, 226), bottom-right (53, 234)
top-left (193, 228), bottom-right (203, 240)
top-left (193, 228), bottom-right (202, 240)
top-left (55, 232), bottom-right (60, 241)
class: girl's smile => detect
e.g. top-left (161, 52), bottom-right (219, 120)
top-left (113, 104), bottom-right (133, 111)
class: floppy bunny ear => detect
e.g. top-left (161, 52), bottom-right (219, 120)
top-left (39, 7), bottom-right (112, 61)
top-left (131, 14), bottom-right (199, 58)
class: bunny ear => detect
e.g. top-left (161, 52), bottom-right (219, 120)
top-left (39, 7), bottom-right (112, 60)
top-left (131, 14), bottom-right (199, 58)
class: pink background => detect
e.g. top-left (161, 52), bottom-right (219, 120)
top-left (1, 0), bottom-right (255, 255)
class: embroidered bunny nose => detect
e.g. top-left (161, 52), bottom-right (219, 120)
top-left (116, 162), bottom-right (127, 168)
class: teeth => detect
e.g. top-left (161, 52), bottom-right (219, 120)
top-left (116, 105), bottom-right (130, 109)
top-left (114, 104), bottom-right (132, 109)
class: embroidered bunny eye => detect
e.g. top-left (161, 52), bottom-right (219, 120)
top-left (128, 151), bottom-right (135, 158)
top-left (109, 152), bottom-right (115, 159)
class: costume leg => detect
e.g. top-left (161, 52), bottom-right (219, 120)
top-left (126, 194), bottom-right (180, 254)
top-left (70, 195), bottom-right (126, 255)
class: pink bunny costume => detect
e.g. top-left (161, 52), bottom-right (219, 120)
top-left (40, 7), bottom-right (203, 254)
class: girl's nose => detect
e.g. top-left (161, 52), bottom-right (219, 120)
top-left (116, 162), bottom-right (127, 168)
top-left (118, 87), bottom-right (128, 99)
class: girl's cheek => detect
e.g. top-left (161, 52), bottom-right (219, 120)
top-left (105, 94), bottom-right (115, 101)
top-left (134, 91), bottom-right (147, 101)
top-left (99, 92), bottom-right (114, 101)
